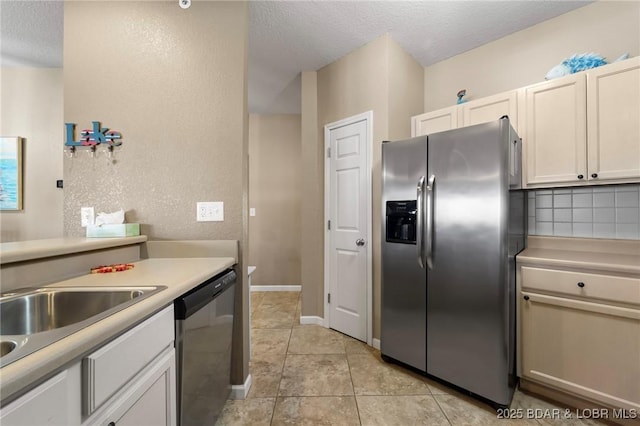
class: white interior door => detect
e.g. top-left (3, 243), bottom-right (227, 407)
top-left (325, 113), bottom-right (371, 343)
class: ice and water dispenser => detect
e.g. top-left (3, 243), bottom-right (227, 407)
top-left (385, 200), bottom-right (417, 244)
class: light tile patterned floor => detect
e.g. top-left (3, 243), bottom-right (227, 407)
top-left (217, 291), bottom-right (603, 425)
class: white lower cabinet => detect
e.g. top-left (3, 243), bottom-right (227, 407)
top-left (84, 348), bottom-right (176, 426)
top-left (519, 266), bottom-right (640, 411)
top-left (0, 366), bottom-right (82, 425)
top-left (0, 306), bottom-right (176, 426)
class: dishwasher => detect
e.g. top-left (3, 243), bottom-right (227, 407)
top-left (174, 268), bottom-right (236, 426)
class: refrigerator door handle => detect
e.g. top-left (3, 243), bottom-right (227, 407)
top-left (416, 176), bottom-right (426, 269)
top-left (426, 175), bottom-right (435, 270)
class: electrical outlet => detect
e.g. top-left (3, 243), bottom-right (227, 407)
top-left (81, 207), bottom-right (95, 227)
top-left (197, 202), bottom-right (224, 222)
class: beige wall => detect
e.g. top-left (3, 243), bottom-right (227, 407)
top-left (248, 114), bottom-right (301, 286)
top-left (388, 38), bottom-right (424, 140)
top-left (300, 71), bottom-right (322, 317)
top-left (305, 34), bottom-right (423, 338)
top-left (424, 1), bottom-right (640, 111)
top-left (0, 68), bottom-right (63, 242)
top-left (63, 1), bottom-right (250, 384)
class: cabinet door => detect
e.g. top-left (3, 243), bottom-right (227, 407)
top-left (587, 57), bottom-right (640, 182)
top-left (411, 106), bottom-right (458, 137)
top-left (116, 372), bottom-right (172, 426)
top-left (525, 74), bottom-right (587, 186)
top-left (521, 292), bottom-right (640, 410)
top-left (461, 90), bottom-right (518, 132)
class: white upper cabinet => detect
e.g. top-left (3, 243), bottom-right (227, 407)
top-left (524, 57), bottom-right (640, 188)
top-left (524, 73), bottom-right (587, 185)
top-left (587, 56), bottom-right (640, 182)
top-left (412, 58), bottom-right (640, 189)
top-left (461, 90), bottom-right (518, 130)
top-left (411, 105), bottom-right (458, 137)
top-left (411, 90), bottom-right (518, 137)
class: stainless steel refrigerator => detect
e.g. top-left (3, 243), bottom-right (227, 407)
top-left (381, 117), bottom-right (525, 407)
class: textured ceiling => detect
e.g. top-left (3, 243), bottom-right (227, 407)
top-left (0, 0), bottom-right (63, 67)
top-left (1, 0), bottom-right (591, 114)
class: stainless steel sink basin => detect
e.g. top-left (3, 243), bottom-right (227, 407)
top-left (1, 340), bottom-right (17, 357)
top-left (0, 286), bottom-right (166, 367)
top-left (1, 288), bottom-right (148, 335)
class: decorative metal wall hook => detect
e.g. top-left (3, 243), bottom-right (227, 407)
top-left (65, 145), bottom-right (77, 158)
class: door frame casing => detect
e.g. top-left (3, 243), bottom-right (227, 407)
top-left (323, 110), bottom-right (373, 346)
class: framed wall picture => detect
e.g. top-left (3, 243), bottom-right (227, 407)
top-left (0, 137), bottom-right (23, 210)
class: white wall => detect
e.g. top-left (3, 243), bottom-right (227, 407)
top-left (424, 1), bottom-right (640, 111)
top-left (0, 68), bottom-right (64, 242)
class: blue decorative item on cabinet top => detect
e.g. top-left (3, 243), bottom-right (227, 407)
top-left (456, 89), bottom-right (467, 104)
top-left (545, 52), bottom-right (630, 80)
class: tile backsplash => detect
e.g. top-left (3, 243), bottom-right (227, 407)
top-left (528, 184), bottom-right (640, 240)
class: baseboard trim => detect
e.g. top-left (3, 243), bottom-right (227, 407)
top-left (230, 374), bottom-right (252, 400)
top-left (299, 316), bottom-right (325, 326)
top-left (372, 338), bottom-right (381, 350)
top-left (250, 285), bottom-right (301, 292)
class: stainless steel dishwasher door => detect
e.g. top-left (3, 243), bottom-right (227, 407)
top-left (175, 269), bottom-right (236, 426)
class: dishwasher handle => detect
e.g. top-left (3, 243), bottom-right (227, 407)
top-left (174, 269), bottom-right (236, 319)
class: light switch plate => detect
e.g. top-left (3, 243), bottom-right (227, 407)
top-left (81, 207), bottom-right (95, 227)
top-left (250, 208), bottom-right (256, 217)
top-left (197, 202), bottom-right (224, 222)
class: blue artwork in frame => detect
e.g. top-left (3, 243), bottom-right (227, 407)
top-left (0, 137), bottom-right (23, 210)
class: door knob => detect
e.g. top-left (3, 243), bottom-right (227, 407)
top-left (356, 239), bottom-right (366, 247)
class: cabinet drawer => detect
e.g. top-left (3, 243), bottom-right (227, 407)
top-left (521, 266), bottom-right (640, 306)
top-left (83, 305), bottom-right (174, 416)
top-left (0, 372), bottom-right (70, 425)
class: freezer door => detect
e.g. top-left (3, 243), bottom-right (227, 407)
top-left (426, 119), bottom-right (516, 406)
top-left (381, 137), bottom-right (428, 372)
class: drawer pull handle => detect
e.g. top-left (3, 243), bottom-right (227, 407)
top-left (577, 282), bottom-right (585, 288)
top-left (108, 422), bottom-right (116, 426)
top-left (577, 174), bottom-right (584, 179)
top-left (591, 173), bottom-right (598, 178)
top-left (523, 295), bottom-right (530, 301)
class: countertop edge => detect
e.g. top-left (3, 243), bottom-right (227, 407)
top-left (0, 256), bottom-right (236, 406)
top-left (517, 253), bottom-right (640, 275)
top-left (517, 237), bottom-right (640, 276)
top-left (0, 236), bottom-right (148, 265)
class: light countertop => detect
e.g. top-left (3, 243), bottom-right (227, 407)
top-left (0, 257), bottom-right (235, 404)
top-left (0, 236), bottom-right (148, 265)
top-left (517, 236), bottom-right (640, 275)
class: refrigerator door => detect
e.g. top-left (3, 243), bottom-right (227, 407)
top-left (381, 137), bottom-right (428, 372)
top-left (426, 119), bottom-right (515, 405)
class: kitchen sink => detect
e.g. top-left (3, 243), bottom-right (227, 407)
top-left (0, 286), bottom-right (166, 367)
top-left (1, 288), bottom-right (148, 335)
top-left (0, 340), bottom-right (17, 357)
